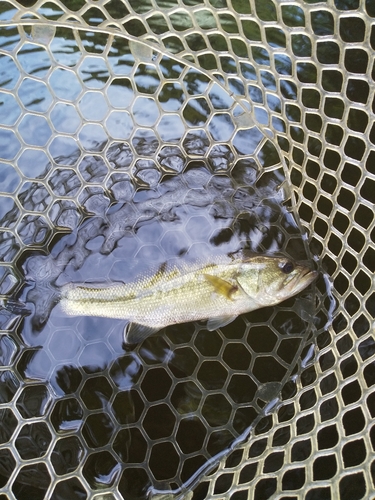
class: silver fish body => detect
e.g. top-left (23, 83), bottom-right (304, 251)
top-left (60, 255), bottom-right (317, 343)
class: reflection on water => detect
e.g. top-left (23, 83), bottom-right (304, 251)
top-left (0, 21), bottom-right (328, 500)
top-left (11, 158), bottom-right (307, 334)
top-left (0, 154), bottom-right (320, 497)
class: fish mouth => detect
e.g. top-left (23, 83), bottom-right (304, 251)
top-left (283, 266), bottom-right (317, 293)
top-left (293, 267), bottom-right (318, 293)
top-left (302, 268), bottom-right (318, 283)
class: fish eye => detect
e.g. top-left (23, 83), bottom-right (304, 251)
top-left (280, 261), bottom-right (294, 274)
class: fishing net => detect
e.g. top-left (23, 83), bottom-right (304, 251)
top-left (0, 0), bottom-right (373, 499)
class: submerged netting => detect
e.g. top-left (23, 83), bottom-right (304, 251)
top-left (0, 1), bottom-right (374, 499)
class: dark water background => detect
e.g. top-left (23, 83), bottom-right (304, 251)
top-left (0, 20), bottom-right (328, 499)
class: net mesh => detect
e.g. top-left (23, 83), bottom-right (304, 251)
top-left (0, 0), bottom-right (374, 499)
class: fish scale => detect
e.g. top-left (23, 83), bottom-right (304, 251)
top-left (63, 267), bottom-right (241, 322)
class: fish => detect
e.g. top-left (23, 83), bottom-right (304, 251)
top-left (60, 254), bottom-right (317, 344)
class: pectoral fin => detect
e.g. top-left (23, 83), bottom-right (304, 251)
top-left (203, 274), bottom-right (238, 299)
top-left (206, 315), bottom-right (237, 331)
top-left (124, 322), bottom-right (161, 344)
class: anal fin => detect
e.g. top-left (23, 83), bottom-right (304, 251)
top-left (124, 322), bottom-right (161, 344)
top-left (206, 315), bottom-right (237, 331)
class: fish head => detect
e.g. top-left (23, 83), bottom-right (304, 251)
top-left (237, 256), bottom-right (318, 307)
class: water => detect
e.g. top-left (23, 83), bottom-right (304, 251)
top-left (0, 22), bottom-right (328, 499)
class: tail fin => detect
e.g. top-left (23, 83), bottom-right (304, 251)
top-left (26, 281), bottom-right (61, 331)
top-left (2, 279), bottom-right (61, 331)
top-left (1, 298), bottom-right (31, 316)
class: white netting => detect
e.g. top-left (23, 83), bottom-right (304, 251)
top-left (0, 1), bottom-right (374, 499)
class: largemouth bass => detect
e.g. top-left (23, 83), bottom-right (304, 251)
top-left (60, 255), bottom-right (317, 344)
